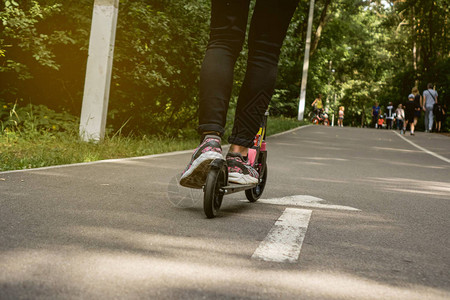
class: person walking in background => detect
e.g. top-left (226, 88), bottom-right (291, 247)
top-left (395, 104), bottom-right (405, 133)
top-left (385, 102), bottom-right (395, 129)
top-left (337, 106), bottom-right (344, 127)
top-left (433, 102), bottom-right (445, 133)
top-left (411, 87), bottom-right (422, 130)
top-left (405, 94), bottom-right (416, 135)
top-left (422, 83), bottom-right (438, 132)
top-left (372, 102), bottom-right (381, 128)
top-left (180, 0), bottom-right (300, 188)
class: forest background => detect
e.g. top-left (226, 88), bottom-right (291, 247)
top-left (0, 0), bottom-right (449, 138)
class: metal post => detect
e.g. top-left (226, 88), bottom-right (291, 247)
top-left (297, 0), bottom-right (315, 121)
top-left (79, 0), bottom-right (119, 142)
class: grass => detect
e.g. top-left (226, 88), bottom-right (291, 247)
top-left (0, 116), bottom-right (307, 172)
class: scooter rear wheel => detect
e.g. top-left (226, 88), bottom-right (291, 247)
top-left (245, 164), bottom-right (267, 202)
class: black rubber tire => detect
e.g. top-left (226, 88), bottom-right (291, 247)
top-left (245, 164), bottom-right (268, 202)
top-left (203, 167), bottom-right (226, 218)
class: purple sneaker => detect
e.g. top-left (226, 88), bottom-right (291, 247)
top-left (226, 152), bottom-right (259, 185)
top-left (180, 136), bottom-right (223, 189)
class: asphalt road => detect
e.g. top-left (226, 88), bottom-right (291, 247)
top-left (1, 126), bottom-right (449, 300)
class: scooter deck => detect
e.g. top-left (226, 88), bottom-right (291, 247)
top-left (221, 183), bottom-right (257, 194)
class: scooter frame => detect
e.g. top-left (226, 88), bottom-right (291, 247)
top-left (202, 111), bottom-right (269, 218)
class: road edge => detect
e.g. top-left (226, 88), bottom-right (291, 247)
top-left (0, 124), bottom-right (311, 175)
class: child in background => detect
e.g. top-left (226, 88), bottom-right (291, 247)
top-left (338, 106), bottom-right (344, 127)
top-left (433, 102), bottom-right (445, 133)
top-left (395, 104), bottom-right (405, 134)
top-left (404, 94), bottom-right (416, 135)
top-left (377, 115), bottom-right (384, 129)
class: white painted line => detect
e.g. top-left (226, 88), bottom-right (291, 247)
top-left (0, 149), bottom-right (195, 175)
top-left (394, 131), bottom-right (450, 164)
top-left (255, 195), bottom-right (360, 211)
top-left (268, 124), bottom-right (311, 138)
top-left (252, 208), bottom-right (312, 263)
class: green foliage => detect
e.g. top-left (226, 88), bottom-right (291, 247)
top-left (108, 0), bottom-right (211, 135)
top-left (0, 100), bottom-right (78, 134)
top-left (0, 0), bottom-right (448, 136)
top-left (0, 1), bottom-right (73, 77)
top-left (274, 0), bottom-right (449, 128)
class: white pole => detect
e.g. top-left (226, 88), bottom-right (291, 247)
top-left (297, 0), bottom-right (315, 121)
top-left (79, 0), bottom-right (119, 142)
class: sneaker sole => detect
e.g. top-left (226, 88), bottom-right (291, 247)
top-left (180, 152), bottom-right (223, 189)
top-left (228, 173), bottom-right (258, 185)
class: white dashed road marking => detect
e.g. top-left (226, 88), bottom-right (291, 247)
top-left (252, 208), bottom-right (312, 263)
top-left (252, 196), bottom-right (360, 263)
top-left (256, 195), bottom-right (360, 211)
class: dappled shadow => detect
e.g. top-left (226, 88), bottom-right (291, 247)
top-left (373, 146), bottom-right (422, 153)
top-left (361, 177), bottom-right (450, 198)
top-left (1, 245), bottom-right (448, 299)
top-left (299, 210), bottom-right (450, 293)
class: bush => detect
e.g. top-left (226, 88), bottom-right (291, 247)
top-left (0, 100), bottom-right (78, 135)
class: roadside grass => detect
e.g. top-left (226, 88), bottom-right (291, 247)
top-left (0, 116), bottom-right (306, 172)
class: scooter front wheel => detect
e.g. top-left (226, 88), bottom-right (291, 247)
top-left (203, 165), bottom-right (226, 218)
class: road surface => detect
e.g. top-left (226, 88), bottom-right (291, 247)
top-left (1, 126), bottom-right (449, 299)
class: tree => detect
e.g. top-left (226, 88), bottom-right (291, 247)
top-left (1, 0), bottom-right (448, 133)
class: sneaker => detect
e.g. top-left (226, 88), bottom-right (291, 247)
top-left (226, 152), bottom-right (259, 185)
top-left (180, 136), bottom-right (223, 189)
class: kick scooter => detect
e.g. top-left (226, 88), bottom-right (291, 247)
top-left (203, 111), bottom-right (269, 218)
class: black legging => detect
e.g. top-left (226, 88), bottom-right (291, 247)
top-left (198, 0), bottom-right (299, 147)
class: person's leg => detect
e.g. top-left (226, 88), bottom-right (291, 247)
top-left (181, 1), bottom-right (251, 188)
top-left (228, 0), bottom-right (299, 149)
top-left (428, 109), bottom-right (434, 131)
top-left (198, 0), bottom-right (251, 137)
top-left (424, 108), bottom-right (430, 132)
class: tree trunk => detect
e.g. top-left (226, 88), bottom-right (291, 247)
top-left (310, 0), bottom-right (332, 56)
top-left (428, 3), bottom-right (433, 65)
top-left (412, 6), bottom-right (417, 71)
